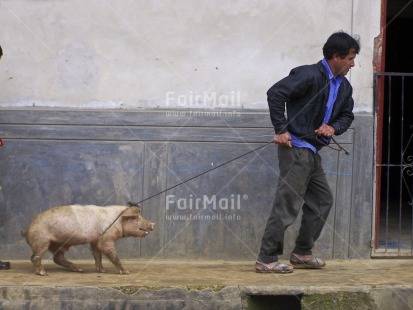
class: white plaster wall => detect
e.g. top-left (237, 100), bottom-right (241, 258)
top-left (0, 0), bottom-right (380, 112)
top-left (351, 0), bottom-right (382, 113)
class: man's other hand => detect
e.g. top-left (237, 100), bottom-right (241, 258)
top-left (272, 132), bottom-right (292, 147)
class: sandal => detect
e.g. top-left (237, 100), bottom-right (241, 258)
top-left (255, 261), bottom-right (293, 274)
top-left (289, 253), bottom-right (325, 269)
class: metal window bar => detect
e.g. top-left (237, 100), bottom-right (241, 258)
top-left (374, 72), bottom-right (413, 257)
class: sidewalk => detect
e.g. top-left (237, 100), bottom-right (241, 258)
top-left (0, 259), bottom-right (412, 309)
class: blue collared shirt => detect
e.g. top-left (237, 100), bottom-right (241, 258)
top-left (321, 58), bottom-right (342, 125)
top-left (290, 59), bottom-right (342, 153)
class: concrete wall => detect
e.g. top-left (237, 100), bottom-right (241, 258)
top-left (0, 0), bottom-right (380, 111)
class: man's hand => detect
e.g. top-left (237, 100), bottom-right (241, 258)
top-left (272, 132), bottom-right (292, 147)
top-left (315, 124), bottom-right (335, 138)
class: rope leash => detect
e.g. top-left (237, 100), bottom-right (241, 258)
top-left (315, 135), bottom-right (350, 155)
top-left (100, 141), bottom-right (272, 235)
top-left (330, 137), bottom-right (350, 155)
top-left (101, 134), bottom-right (350, 235)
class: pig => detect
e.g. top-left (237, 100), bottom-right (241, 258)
top-left (22, 202), bottom-right (155, 276)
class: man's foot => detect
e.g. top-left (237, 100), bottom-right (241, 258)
top-left (289, 253), bottom-right (325, 269)
top-left (255, 260), bottom-right (293, 273)
top-left (0, 261), bottom-right (10, 270)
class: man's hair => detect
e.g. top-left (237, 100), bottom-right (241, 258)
top-left (323, 31), bottom-right (360, 60)
top-left (0, 45), bottom-right (2, 60)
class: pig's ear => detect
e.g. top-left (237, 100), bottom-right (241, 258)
top-left (128, 202), bottom-right (140, 208)
top-left (127, 202), bottom-right (142, 212)
top-left (123, 206), bottom-right (141, 217)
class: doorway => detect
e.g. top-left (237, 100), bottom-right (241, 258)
top-left (374, 0), bottom-right (413, 256)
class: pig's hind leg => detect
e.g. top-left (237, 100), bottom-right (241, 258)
top-left (49, 243), bottom-right (84, 273)
top-left (90, 243), bottom-right (107, 273)
top-left (30, 240), bottom-right (50, 276)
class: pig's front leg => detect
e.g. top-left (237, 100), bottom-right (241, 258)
top-left (97, 239), bottom-right (129, 275)
top-left (90, 243), bottom-right (107, 273)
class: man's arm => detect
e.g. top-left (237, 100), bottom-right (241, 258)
top-left (328, 95), bottom-right (354, 136)
top-left (267, 67), bottom-right (311, 135)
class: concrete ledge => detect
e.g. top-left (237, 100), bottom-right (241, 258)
top-left (0, 259), bottom-right (412, 309)
top-left (1, 285), bottom-right (412, 309)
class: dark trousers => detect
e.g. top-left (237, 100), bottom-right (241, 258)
top-left (258, 146), bottom-right (333, 263)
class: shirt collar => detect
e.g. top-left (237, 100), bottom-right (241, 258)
top-left (321, 58), bottom-right (342, 83)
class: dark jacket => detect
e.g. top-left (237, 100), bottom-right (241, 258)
top-left (267, 61), bottom-right (354, 150)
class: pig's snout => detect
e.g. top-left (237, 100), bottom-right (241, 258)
top-left (139, 223), bottom-right (155, 236)
top-left (139, 222), bottom-right (155, 235)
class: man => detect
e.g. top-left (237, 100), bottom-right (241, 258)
top-left (256, 31), bottom-right (360, 273)
top-left (0, 44), bottom-right (11, 270)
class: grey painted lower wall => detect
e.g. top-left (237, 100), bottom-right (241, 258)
top-left (0, 109), bottom-right (374, 260)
